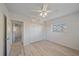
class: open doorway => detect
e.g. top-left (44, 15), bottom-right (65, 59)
top-left (10, 20), bottom-right (25, 56)
top-left (12, 20), bottom-right (23, 44)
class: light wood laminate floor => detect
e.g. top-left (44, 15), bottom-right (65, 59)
top-left (10, 40), bottom-right (79, 56)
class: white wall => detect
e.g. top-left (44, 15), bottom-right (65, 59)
top-left (47, 11), bottom-right (79, 51)
top-left (0, 11), bottom-right (5, 56)
top-left (23, 20), bottom-right (45, 45)
top-left (0, 4), bottom-right (12, 56)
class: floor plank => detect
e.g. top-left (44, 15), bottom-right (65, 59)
top-left (10, 40), bottom-right (79, 56)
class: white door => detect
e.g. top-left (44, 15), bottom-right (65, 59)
top-left (7, 17), bottom-right (12, 56)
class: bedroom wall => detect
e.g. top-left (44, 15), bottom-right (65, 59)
top-left (0, 4), bottom-right (12, 56)
top-left (0, 10), bottom-right (5, 56)
top-left (23, 20), bottom-right (45, 45)
top-left (47, 11), bottom-right (79, 51)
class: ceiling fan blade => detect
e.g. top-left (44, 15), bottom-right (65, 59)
top-left (42, 3), bottom-right (48, 11)
top-left (32, 10), bottom-right (42, 12)
top-left (46, 10), bottom-right (52, 13)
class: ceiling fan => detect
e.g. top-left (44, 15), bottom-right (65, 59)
top-left (33, 3), bottom-right (51, 18)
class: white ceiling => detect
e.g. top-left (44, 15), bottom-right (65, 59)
top-left (5, 3), bottom-right (79, 20)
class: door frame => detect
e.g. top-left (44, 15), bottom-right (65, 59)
top-left (4, 15), bottom-right (7, 56)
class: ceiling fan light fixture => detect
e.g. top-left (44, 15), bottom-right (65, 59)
top-left (40, 12), bottom-right (43, 16)
top-left (40, 12), bottom-right (47, 17)
top-left (33, 3), bottom-right (51, 18)
top-left (44, 12), bottom-right (47, 16)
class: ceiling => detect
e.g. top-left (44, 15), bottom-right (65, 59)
top-left (5, 3), bottom-right (79, 20)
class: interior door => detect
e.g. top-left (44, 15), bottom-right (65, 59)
top-left (6, 16), bottom-right (12, 56)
